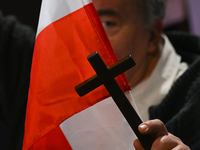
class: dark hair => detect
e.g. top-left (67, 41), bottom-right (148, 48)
top-left (136, 0), bottom-right (166, 26)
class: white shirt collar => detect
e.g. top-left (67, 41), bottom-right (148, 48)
top-left (130, 34), bottom-right (188, 121)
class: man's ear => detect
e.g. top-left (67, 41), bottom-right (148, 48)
top-left (147, 19), bottom-right (163, 54)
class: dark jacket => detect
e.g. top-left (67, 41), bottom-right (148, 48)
top-left (150, 32), bottom-right (200, 149)
top-left (0, 12), bottom-right (35, 150)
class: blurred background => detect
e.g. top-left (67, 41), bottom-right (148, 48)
top-left (0, 0), bottom-right (41, 31)
top-left (0, 0), bottom-right (200, 35)
top-left (163, 0), bottom-right (200, 36)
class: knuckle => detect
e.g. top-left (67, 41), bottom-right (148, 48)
top-left (156, 119), bottom-right (164, 126)
top-left (152, 137), bottom-right (167, 149)
top-left (175, 144), bottom-right (191, 150)
top-left (150, 119), bottom-right (165, 127)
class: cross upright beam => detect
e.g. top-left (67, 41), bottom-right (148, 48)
top-left (75, 51), bottom-right (154, 150)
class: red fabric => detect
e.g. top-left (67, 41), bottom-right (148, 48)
top-left (29, 126), bottom-right (72, 150)
top-left (23, 3), bottom-right (130, 150)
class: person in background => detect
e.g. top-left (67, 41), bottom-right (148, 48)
top-left (0, 11), bottom-right (35, 150)
top-left (93, 0), bottom-right (200, 149)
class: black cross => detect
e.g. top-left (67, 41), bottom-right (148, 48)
top-left (75, 51), bottom-right (154, 150)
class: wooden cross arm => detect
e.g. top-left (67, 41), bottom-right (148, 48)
top-left (75, 54), bottom-right (135, 97)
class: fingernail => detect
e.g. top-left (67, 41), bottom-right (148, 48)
top-left (139, 124), bottom-right (149, 132)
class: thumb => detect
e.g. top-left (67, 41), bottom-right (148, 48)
top-left (138, 119), bottom-right (168, 138)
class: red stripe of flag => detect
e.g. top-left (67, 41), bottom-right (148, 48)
top-left (29, 126), bottom-right (72, 150)
top-left (23, 1), bottom-right (130, 149)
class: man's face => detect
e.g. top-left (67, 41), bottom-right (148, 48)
top-left (93, 0), bottom-right (158, 87)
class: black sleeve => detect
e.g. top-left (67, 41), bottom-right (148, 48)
top-left (0, 14), bottom-right (35, 150)
top-left (149, 59), bottom-right (200, 149)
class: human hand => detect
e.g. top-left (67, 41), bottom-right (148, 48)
top-left (134, 119), bottom-right (190, 150)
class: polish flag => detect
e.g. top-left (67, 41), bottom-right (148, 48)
top-left (23, 0), bottom-right (138, 149)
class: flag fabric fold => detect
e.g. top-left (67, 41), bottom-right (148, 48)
top-left (23, 0), bottom-right (131, 149)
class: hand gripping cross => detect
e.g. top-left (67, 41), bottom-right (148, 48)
top-left (75, 52), bottom-right (154, 150)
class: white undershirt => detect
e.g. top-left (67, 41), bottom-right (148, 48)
top-left (130, 34), bottom-right (188, 121)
